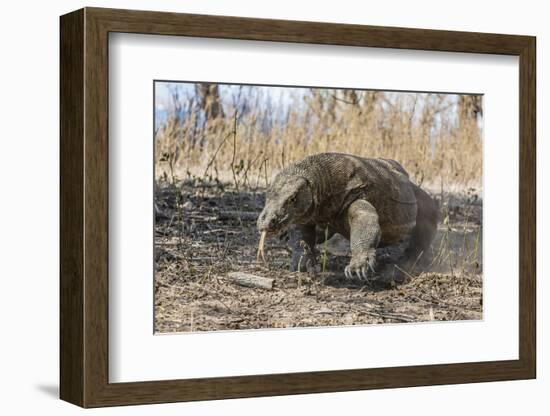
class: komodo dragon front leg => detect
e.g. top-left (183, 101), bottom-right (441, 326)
top-left (344, 199), bottom-right (381, 280)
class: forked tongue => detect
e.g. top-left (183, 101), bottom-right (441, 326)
top-left (257, 231), bottom-right (267, 262)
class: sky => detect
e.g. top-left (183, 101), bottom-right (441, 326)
top-left (154, 81), bottom-right (306, 113)
top-left (153, 81), bottom-right (481, 133)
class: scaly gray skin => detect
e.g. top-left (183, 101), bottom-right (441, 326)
top-left (256, 153), bottom-right (439, 280)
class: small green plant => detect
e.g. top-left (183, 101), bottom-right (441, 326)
top-left (321, 226), bottom-right (329, 273)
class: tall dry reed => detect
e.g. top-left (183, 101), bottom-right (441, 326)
top-left (155, 86), bottom-right (482, 190)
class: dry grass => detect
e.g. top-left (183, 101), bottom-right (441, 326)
top-left (155, 87), bottom-right (482, 189)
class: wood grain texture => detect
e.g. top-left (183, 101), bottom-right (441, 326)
top-left (88, 7), bottom-right (532, 55)
top-left (83, 9), bottom-right (111, 406)
top-left (59, 7), bottom-right (537, 408)
top-left (59, 8), bottom-right (84, 406)
top-left (518, 38), bottom-right (536, 376)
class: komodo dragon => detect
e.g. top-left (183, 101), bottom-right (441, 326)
top-left (256, 153), bottom-right (439, 280)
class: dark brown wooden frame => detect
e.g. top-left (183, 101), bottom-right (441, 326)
top-left (60, 7), bottom-right (536, 408)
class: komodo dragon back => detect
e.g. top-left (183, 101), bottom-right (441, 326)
top-left (279, 153), bottom-right (416, 226)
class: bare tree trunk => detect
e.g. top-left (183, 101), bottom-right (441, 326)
top-left (197, 83), bottom-right (225, 120)
top-left (458, 95), bottom-right (482, 130)
top-left (363, 91), bottom-right (379, 115)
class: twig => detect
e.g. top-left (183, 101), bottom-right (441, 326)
top-left (393, 264), bottom-right (415, 281)
top-left (263, 157), bottom-right (270, 188)
top-left (361, 310), bottom-right (415, 323)
top-left (218, 211), bottom-right (258, 221)
top-left (240, 152), bottom-right (262, 190)
top-left (202, 229), bottom-right (239, 235)
top-left (408, 250), bottom-right (424, 274)
top-left (230, 111), bottom-right (240, 194)
top-left (201, 131), bottom-right (232, 182)
top-left (330, 93), bottom-right (359, 106)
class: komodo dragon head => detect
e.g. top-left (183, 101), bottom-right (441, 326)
top-left (257, 174), bottom-right (313, 236)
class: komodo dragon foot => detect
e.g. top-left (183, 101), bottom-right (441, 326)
top-left (344, 249), bottom-right (377, 280)
top-left (343, 199), bottom-right (381, 281)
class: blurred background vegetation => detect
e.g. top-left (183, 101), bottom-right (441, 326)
top-left (154, 82), bottom-right (482, 191)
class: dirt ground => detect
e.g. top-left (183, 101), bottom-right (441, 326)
top-left (154, 180), bottom-right (483, 333)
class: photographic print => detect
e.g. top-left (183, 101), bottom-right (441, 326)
top-left (153, 81), bottom-right (483, 333)
top-left (60, 9), bottom-right (535, 406)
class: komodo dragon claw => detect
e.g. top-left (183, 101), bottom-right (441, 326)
top-left (345, 265), bottom-right (374, 281)
top-left (344, 253), bottom-right (377, 281)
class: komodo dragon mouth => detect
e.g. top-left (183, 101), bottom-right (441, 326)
top-left (256, 214), bottom-right (291, 262)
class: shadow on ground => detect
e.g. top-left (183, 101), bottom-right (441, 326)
top-left (35, 384), bottom-right (59, 399)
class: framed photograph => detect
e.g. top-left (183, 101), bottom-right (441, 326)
top-left (60, 7), bottom-right (536, 408)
